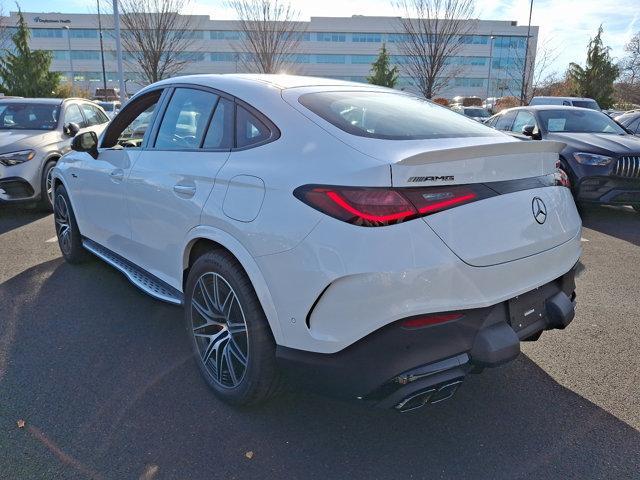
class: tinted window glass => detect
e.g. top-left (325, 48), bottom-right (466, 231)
top-left (155, 88), bottom-right (219, 150)
top-left (65, 104), bottom-right (86, 127)
top-left (539, 109), bottom-right (626, 134)
top-left (572, 100), bottom-right (600, 110)
top-left (235, 106), bottom-right (270, 148)
top-left (626, 117), bottom-right (640, 133)
top-left (0, 103), bottom-right (60, 130)
top-left (81, 103), bottom-right (104, 126)
top-left (203, 98), bottom-right (233, 149)
top-left (299, 91), bottom-right (500, 140)
top-left (495, 111), bottom-right (516, 131)
top-left (511, 110), bottom-right (536, 132)
top-left (91, 105), bottom-right (110, 124)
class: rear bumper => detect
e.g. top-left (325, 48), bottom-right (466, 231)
top-left (277, 268), bottom-right (577, 410)
top-left (575, 176), bottom-right (640, 205)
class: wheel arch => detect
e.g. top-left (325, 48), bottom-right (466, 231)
top-left (182, 227), bottom-right (285, 345)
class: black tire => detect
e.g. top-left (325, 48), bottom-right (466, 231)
top-left (185, 250), bottom-right (282, 406)
top-left (39, 160), bottom-right (57, 211)
top-left (633, 205), bottom-right (640, 213)
top-left (53, 185), bottom-right (91, 264)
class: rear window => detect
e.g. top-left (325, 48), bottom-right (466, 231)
top-left (299, 91), bottom-right (501, 140)
top-left (572, 100), bottom-right (600, 110)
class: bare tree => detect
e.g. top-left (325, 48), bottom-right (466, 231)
top-left (393, 0), bottom-right (477, 98)
top-left (101, 0), bottom-right (201, 85)
top-left (499, 38), bottom-right (559, 103)
top-left (621, 31), bottom-right (640, 85)
top-left (226, 0), bottom-right (306, 74)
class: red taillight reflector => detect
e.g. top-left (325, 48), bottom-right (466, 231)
top-left (401, 313), bottom-right (463, 329)
top-left (295, 184), bottom-right (487, 227)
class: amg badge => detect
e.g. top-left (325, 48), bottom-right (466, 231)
top-left (407, 175), bottom-right (455, 183)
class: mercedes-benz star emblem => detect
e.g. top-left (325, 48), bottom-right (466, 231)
top-left (532, 197), bottom-right (547, 224)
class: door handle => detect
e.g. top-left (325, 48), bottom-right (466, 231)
top-left (109, 169), bottom-right (124, 182)
top-left (173, 184), bottom-right (196, 197)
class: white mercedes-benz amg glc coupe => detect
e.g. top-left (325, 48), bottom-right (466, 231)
top-left (52, 75), bottom-right (581, 412)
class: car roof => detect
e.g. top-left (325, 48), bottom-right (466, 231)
top-left (0, 97), bottom-right (63, 104)
top-left (531, 96), bottom-right (596, 102)
top-left (503, 105), bottom-right (602, 112)
top-left (143, 74), bottom-right (387, 99)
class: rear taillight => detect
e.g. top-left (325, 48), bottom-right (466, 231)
top-left (294, 185), bottom-right (490, 227)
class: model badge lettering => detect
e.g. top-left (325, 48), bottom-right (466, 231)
top-left (407, 175), bottom-right (455, 183)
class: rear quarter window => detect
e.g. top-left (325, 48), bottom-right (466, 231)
top-left (299, 91), bottom-right (501, 140)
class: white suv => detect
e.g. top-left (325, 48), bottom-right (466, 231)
top-left (52, 75), bottom-right (581, 412)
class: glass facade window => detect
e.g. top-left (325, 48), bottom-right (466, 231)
top-left (69, 29), bottom-right (98, 38)
top-left (352, 32), bottom-right (382, 43)
top-left (493, 36), bottom-right (527, 49)
top-left (387, 33), bottom-right (410, 43)
top-left (33, 28), bottom-right (63, 38)
top-left (71, 50), bottom-right (101, 60)
top-left (351, 55), bottom-right (377, 64)
top-left (315, 32), bottom-right (346, 42)
top-left (178, 30), bottom-right (204, 39)
top-left (454, 77), bottom-right (486, 88)
top-left (210, 30), bottom-right (241, 40)
top-left (316, 54), bottom-right (346, 63)
top-left (211, 52), bottom-right (237, 62)
top-left (292, 54), bottom-right (310, 63)
top-left (175, 52), bottom-right (205, 62)
top-left (50, 50), bottom-right (69, 61)
top-left (459, 35), bottom-right (489, 45)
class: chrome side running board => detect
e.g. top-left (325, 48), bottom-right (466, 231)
top-left (82, 238), bottom-right (183, 305)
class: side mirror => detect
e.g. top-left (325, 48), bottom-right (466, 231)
top-left (71, 131), bottom-right (99, 159)
top-left (64, 122), bottom-right (80, 137)
top-left (521, 125), bottom-right (535, 136)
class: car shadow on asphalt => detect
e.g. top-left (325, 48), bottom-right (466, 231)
top-left (1, 259), bottom-right (639, 480)
top-left (580, 204), bottom-right (640, 247)
top-left (0, 204), bottom-right (49, 236)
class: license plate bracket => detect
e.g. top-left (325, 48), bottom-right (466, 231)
top-left (508, 288), bottom-right (548, 333)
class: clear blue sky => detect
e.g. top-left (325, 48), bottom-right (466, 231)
top-left (11, 0), bottom-right (640, 77)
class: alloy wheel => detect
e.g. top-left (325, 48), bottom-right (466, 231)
top-left (191, 272), bottom-right (249, 388)
top-left (54, 194), bottom-right (72, 255)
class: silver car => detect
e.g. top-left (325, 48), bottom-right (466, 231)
top-left (0, 98), bottom-right (109, 210)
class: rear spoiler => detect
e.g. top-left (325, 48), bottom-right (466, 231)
top-left (397, 140), bottom-right (566, 166)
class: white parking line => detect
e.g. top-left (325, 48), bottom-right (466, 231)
top-left (45, 236), bottom-right (57, 243)
top-left (581, 237), bottom-right (589, 242)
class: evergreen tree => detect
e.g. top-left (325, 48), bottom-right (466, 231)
top-left (367, 44), bottom-right (399, 88)
top-left (567, 26), bottom-right (619, 108)
top-left (0, 9), bottom-right (60, 97)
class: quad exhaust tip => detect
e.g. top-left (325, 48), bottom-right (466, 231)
top-left (395, 380), bottom-right (463, 413)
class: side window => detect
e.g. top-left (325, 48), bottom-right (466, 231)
top-left (65, 104), bottom-right (85, 127)
top-left (495, 111), bottom-right (516, 131)
top-left (235, 106), bottom-right (270, 148)
top-left (80, 103), bottom-right (103, 126)
top-left (485, 115), bottom-right (498, 128)
top-left (203, 97), bottom-right (233, 149)
top-left (511, 110), bottom-right (536, 133)
top-left (91, 104), bottom-right (109, 124)
top-left (101, 90), bottom-right (162, 149)
top-left (155, 88), bottom-right (219, 150)
top-left (627, 117), bottom-right (640, 133)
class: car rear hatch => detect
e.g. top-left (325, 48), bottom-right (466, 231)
top-left (373, 139), bottom-right (579, 267)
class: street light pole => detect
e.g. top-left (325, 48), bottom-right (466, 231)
top-left (520, 0), bottom-right (534, 105)
top-left (486, 35), bottom-right (495, 101)
top-left (97, 0), bottom-right (108, 92)
top-left (112, 0), bottom-right (127, 104)
top-left (63, 26), bottom-right (74, 91)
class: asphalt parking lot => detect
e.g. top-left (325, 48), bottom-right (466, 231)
top-left (1, 204), bottom-right (639, 480)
